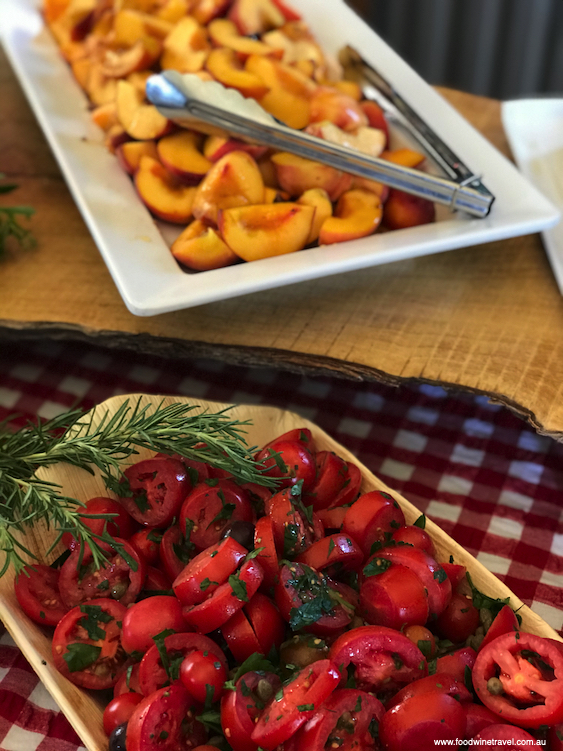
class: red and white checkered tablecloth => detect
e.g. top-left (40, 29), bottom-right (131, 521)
top-left (1, 337), bottom-right (563, 750)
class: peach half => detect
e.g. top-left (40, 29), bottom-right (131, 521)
top-left (171, 220), bottom-right (239, 270)
top-left (218, 202), bottom-right (315, 261)
top-left (116, 80), bottom-right (172, 140)
top-left (135, 156), bottom-right (197, 224)
top-left (319, 189), bottom-right (382, 245)
top-left (191, 150), bottom-right (265, 225)
top-left (296, 188), bottom-right (333, 244)
top-left (271, 152), bottom-right (352, 202)
top-left (157, 131), bottom-right (212, 184)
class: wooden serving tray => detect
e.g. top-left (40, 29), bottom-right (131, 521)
top-left (0, 394), bottom-right (560, 751)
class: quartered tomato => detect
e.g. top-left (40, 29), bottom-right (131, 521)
top-left (251, 660), bottom-right (341, 750)
top-left (479, 605), bottom-right (520, 652)
top-left (267, 487), bottom-right (318, 559)
top-left (52, 598), bottom-right (127, 689)
top-left (473, 631), bottom-right (563, 728)
top-left (127, 527), bottom-right (162, 566)
top-left (113, 661), bottom-right (142, 697)
top-left (342, 491), bottom-right (405, 555)
top-left (121, 595), bottom-right (189, 654)
top-left (58, 538), bottom-right (145, 608)
top-left (159, 524), bottom-right (194, 582)
top-left (254, 515), bottom-right (280, 588)
top-left (294, 688), bottom-right (384, 751)
top-left (179, 479), bottom-right (253, 551)
top-left (139, 632), bottom-right (227, 696)
top-left (61, 496), bottom-right (134, 549)
top-left (391, 524), bottom-right (435, 557)
top-left (126, 683), bottom-right (207, 751)
top-left (221, 592), bottom-right (285, 662)
top-left (306, 451), bottom-right (351, 510)
top-left (255, 440), bottom-right (316, 491)
top-left (120, 457), bottom-right (190, 527)
top-left (329, 626), bottom-right (427, 694)
top-left (14, 564), bottom-right (68, 627)
top-left (296, 533), bottom-right (363, 575)
top-left (385, 672), bottom-right (473, 711)
top-left (359, 561), bottom-right (429, 630)
top-left (221, 671), bottom-right (282, 751)
top-left (436, 646), bottom-right (476, 682)
top-left (435, 591), bottom-right (480, 643)
top-left (328, 461), bottom-right (363, 509)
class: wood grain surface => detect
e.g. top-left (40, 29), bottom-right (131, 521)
top-left (0, 394), bottom-right (560, 751)
top-left (2, 46), bottom-right (563, 436)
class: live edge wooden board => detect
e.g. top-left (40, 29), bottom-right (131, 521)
top-left (0, 394), bottom-right (560, 751)
top-left (3, 45), bottom-right (563, 438)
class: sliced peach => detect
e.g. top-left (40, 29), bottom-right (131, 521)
top-left (309, 87), bottom-right (369, 132)
top-left (205, 48), bottom-right (270, 99)
top-left (219, 202), bottom-right (314, 261)
top-left (44, 0), bottom-right (71, 24)
top-left (360, 100), bottom-right (389, 146)
top-left (332, 80), bottom-right (363, 101)
top-left (271, 152), bottom-right (351, 202)
top-left (263, 186), bottom-right (290, 203)
top-left (135, 155), bottom-right (197, 224)
top-left (245, 54), bottom-right (314, 128)
top-left (297, 188), bottom-right (333, 244)
top-left (91, 102), bottom-right (118, 131)
top-left (113, 10), bottom-right (173, 47)
top-left (262, 28), bottom-right (325, 72)
top-left (382, 189), bottom-right (435, 231)
top-left (319, 189), bottom-right (382, 245)
top-left (157, 131), bottom-right (213, 184)
top-left (86, 65), bottom-right (118, 106)
top-left (157, 0), bottom-right (191, 23)
top-left (208, 18), bottom-right (283, 59)
top-left (257, 155), bottom-right (279, 188)
top-left (116, 140), bottom-right (159, 175)
top-left (161, 16), bottom-right (210, 73)
top-left (350, 176), bottom-right (389, 203)
top-left (101, 37), bottom-right (162, 78)
top-left (171, 219), bottom-right (239, 270)
top-left (203, 135), bottom-right (268, 162)
top-left (104, 125), bottom-right (130, 154)
top-left (116, 80), bottom-right (172, 140)
top-left (305, 122), bottom-right (386, 158)
top-left (192, 150), bottom-right (265, 225)
top-left (228, 0), bottom-right (285, 35)
top-left (380, 148), bottom-right (426, 168)
top-left (71, 56), bottom-right (92, 89)
top-left (127, 70), bottom-right (152, 96)
top-left (192, 0), bottom-right (232, 25)
top-left (271, 0), bottom-right (301, 22)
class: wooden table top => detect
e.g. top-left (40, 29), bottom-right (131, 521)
top-left (2, 46), bottom-right (563, 438)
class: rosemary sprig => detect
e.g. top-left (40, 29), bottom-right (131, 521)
top-left (0, 398), bottom-right (277, 577)
top-left (0, 175), bottom-right (36, 257)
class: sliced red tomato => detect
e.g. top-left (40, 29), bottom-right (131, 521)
top-left (479, 604), bottom-right (520, 652)
top-left (306, 451), bottom-right (351, 510)
top-left (330, 461), bottom-right (362, 508)
top-left (159, 524), bottom-right (194, 582)
top-left (182, 558), bottom-right (264, 633)
top-left (126, 683), bottom-right (207, 751)
top-left (472, 724), bottom-right (537, 747)
top-left (262, 428), bottom-right (316, 453)
top-left (255, 440), bottom-right (316, 491)
top-left (275, 563), bottom-right (353, 637)
top-left (61, 496), bottom-right (134, 549)
top-left (315, 506), bottom-right (347, 531)
top-left (120, 457), bottom-right (190, 527)
top-left (154, 452), bottom-right (210, 485)
top-left (121, 595), bottom-right (189, 654)
top-left (172, 536), bottom-right (248, 606)
top-left (435, 591), bottom-right (480, 643)
top-left (374, 544), bottom-right (451, 618)
top-left (267, 487), bottom-right (316, 558)
top-left (359, 561), bottom-right (429, 630)
top-left (179, 479), bottom-right (253, 551)
top-left (294, 688), bottom-right (384, 751)
top-left (402, 624), bottom-right (437, 659)
top-left (113, 661), bottom-right (142, 697)
top-left (221, 592), bottom-right (285, 662)
top-left (14, 564), bottom-right (69, 627)
top-left (254, 515), bottom-right (280, 588)
top-left (296, 533), bottom-right (363, 575)
top-left (473, 631), bottom-right (563, 728)
top-left (58, 537), bottom-right (145, 608)
top-left (379, 690), bottom-right (466, 751)
top-left (221, 671), bottom-right (281, 751)
top-left (436, 646), bottom-right (476, 682)
top-left (464, 703), bottom-right (508, 738)
top-left (251, 659), bottom-right (341, 750)
top-left (127, 527), bottom-right (161, 566)
top-left (342, 491), bottom-right (405, 555)
top-left (441, 562), bottom-right (467, 590)
top-left (52, 598), bottom-right (127, 689)
top-left (103, 692), bottom-right (143, 735)
top-left (391, 524), bottom-right (435, 557)
top-left (139, 632), bottom-right (227, 696)
top-left (386, 672), bottom-right (473, 710)
top-left (329, 625), bottom-right (427, 693)
top-left (143, 565), bottom-right (172, 594)
top-left (180, 649), bottom-right (227, 703)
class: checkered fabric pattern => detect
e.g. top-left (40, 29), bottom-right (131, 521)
top-left (1, 337), bottom-right (563, 749)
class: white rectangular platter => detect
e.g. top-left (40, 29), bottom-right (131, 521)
top-left (502, 98), bottom-right (563, 294)
top-left (1, 0), bottom-right (559, 316)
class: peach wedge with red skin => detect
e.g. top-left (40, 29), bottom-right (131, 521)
top-left (383, 189), bottom-right (436, 231)
top-left (192, 150), bottom-right (265, 226)
top-left (309, 87), bottom-right (369, 132)
top-left (271, 152), bottom-right (352, 202)
top-left (116, 140), bottom-right (159, 175)
top-left (205, 47), bottom-right (270, 99)
top-left (219, 203), bottom-right (315, 261)
top-left (203, 135), bottom-right (268, 163)
top-left (319, 189), bottom-right (382, 245)
top-left (116, 80), bottom-right (172, 140)
top-left (297, 188), bottom-right (333, 244)
top-left (228, 0), bottom-right (286, 36)
top-left (157, 131), bottom-right (212, 184)
top-left (135, 156), bottom-right (197, 224)
top-left (208, 18), bottom-right (282, 59)
top-left (171, 220), bottom-right (239, 271)
top-left (160, 16), bottom-right (209, 73)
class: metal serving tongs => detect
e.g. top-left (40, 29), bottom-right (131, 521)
top-left (145, 69), bottom-right (494, 219)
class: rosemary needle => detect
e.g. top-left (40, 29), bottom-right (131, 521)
top-left (0, 398), bottom-right (277, 577)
